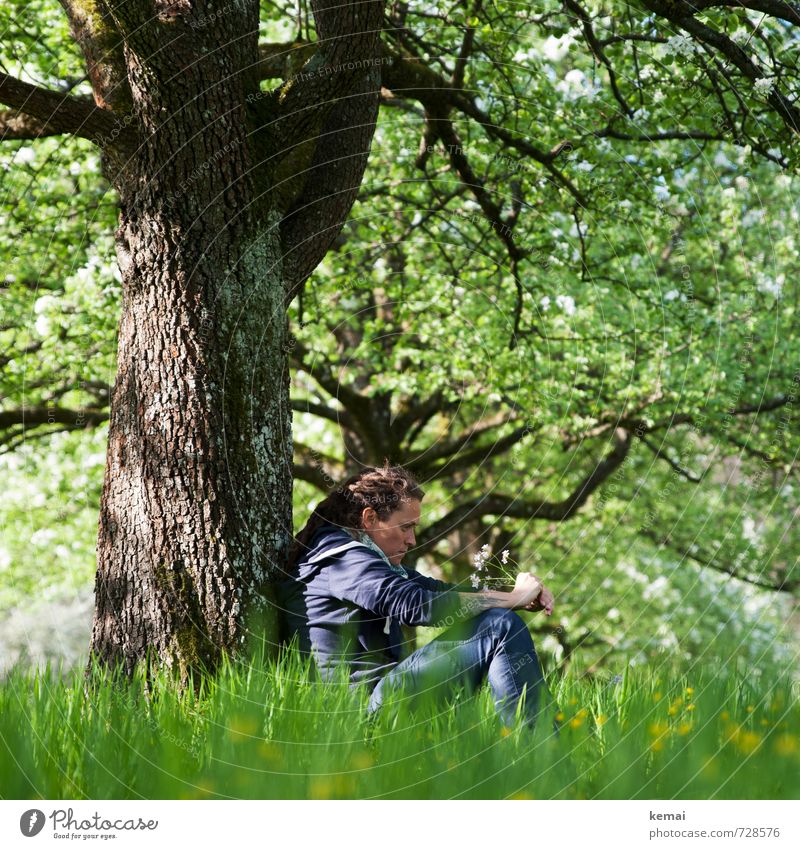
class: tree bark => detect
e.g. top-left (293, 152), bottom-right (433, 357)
top-left (62, 0), bottom-right (385, 678)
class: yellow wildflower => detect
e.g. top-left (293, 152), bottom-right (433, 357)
top-left (258, 741), bottom-right (281, 764)
top-left (685, 687), bottom-right (694, 695)
top-left (773, 734), bottom-right (798, 757)
top-left (227, 715), bottom-right (260, 741)
top-left (736, 730), bottom-right (762, 755)
top-left (350, 751), bottom-right (374, 770)
top-left (309, 778), bottom-right (334, 800)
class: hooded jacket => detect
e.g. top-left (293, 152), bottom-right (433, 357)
top-left (275, 522), bottom-right (467, 689)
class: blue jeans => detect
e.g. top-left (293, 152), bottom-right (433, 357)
top-left (367, 608), bottom-right (550, 729)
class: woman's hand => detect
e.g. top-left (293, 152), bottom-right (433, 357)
top-left (510, 572), bottom-right (543, 610)
top-left (524, 583), bottom-right (554, 616)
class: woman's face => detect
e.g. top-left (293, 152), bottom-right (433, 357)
top-left (361, 499), bottom-right (421, 565)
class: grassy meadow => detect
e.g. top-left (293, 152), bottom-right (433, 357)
top-left (1, 640), bottom-right (798, 800)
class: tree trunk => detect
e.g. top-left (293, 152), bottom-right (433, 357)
top-left (83, 0), bottom-right (384, 678)
top-left (88, 5), bottom-right (293, 679)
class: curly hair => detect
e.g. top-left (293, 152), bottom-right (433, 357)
top-left (286, 462), bottom-right (424, 572)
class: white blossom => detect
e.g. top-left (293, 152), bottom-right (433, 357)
top-left (755, 271), bottom-right (783, 298)
top-left (556, 294), bottom-right (576, 316)
top-left (14, 146), bottom-right (36, 164)
top-left (557, 69), bottom-right (601, 100)
top-left (663, 34), bottom-right (697, 58)
top-left (754, 77), bottom-right (775, 97)
top-left (542, 34), bottom-right (574, 62)
top-left (742, 516), bottom-right (760, 544)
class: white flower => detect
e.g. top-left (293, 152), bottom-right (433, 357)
top-left (557, 69), bottom-right (601, 101)
top-left (742, 516), bottom-right (760, 544)
top-left (501, 550), bottom-right (510, 564)
top-left (663, 289), bottom-right (680, 302)
top-left (574, 160), bottom-right (593, 172)
top-left (556, 294), bottom-right (576, 316)
top-left (539, 295), bottom-right (551, 311)
top-left (664, 34), bottom-right (697, 58)
top-left (470, 573), bottom-right (481, 589)
top-left (542, 34), bottom-right (574, 62)
top-left (654, 183), bottom-right (670, 202)
top-left (713, 150), bottom-right (734, 169)
top-left (755, 272), bottom-right (784, 298)
top-left (14, 146), bottom-right (36, 164)
top-left (754, 77), bottom-right (775, 97)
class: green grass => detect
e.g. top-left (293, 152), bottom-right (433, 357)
top-left (1, 642), bottom-right (798, 800)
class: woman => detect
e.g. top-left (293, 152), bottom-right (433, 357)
top-left (276, 463), bottom-right (556, 729)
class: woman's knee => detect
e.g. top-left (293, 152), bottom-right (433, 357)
top-left (476, 607), bottom-right (523, 627)
top-left (475, 607), bottom-right (530, 641)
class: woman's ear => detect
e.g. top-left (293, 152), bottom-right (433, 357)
top-left (361, 506), bottom-right (377, 529)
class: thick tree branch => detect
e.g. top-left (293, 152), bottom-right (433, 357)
top-left (291, 396), bottom-right (356, 430)
top-left (261, 1), bottom-right (384, 298)
top-left (688, 0), bottom-right (800, 27)
top-left (0, 74), bottom-right (121, 144)
top-left (640, 526), bottom-right (799, 593)
top-left (0, 110), bottom-right (65, 141)
top-left (570, 393), bottom-right (792, 443)
top-left (415, 427), bottom-right (633, 553)
top-left (0, 405), bottom-right (108, 432)
top-left (643, 0), bottom-right (800, 135)
top-left (56, 0), bottom-right (132, 114)
top-left (289, 338), bottom-right (376, 427)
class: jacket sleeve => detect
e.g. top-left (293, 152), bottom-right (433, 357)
top-left (405, 568), bottom-right (479, 595)
top-left (328, 548), bottom-right (464, 627)
top-left (405, 566), bottom-right (480, 593)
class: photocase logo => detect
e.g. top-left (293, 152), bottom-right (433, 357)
top-left (19, 809), bottom-right (46, 837)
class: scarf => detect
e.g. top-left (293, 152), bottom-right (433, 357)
top-left (352, 530), bottom-right (409, 634)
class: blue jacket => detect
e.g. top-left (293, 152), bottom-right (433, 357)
top-left (276, 522), bottom-right (467, 689)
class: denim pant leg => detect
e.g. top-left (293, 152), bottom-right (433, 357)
top-left (368, 608), bottom-right (547, 728)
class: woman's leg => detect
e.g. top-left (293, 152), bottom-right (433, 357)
top-left (368, 608), bottom-right (549, 728)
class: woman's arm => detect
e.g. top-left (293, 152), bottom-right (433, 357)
top-left (453, 573), bottom-right (550, 617)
